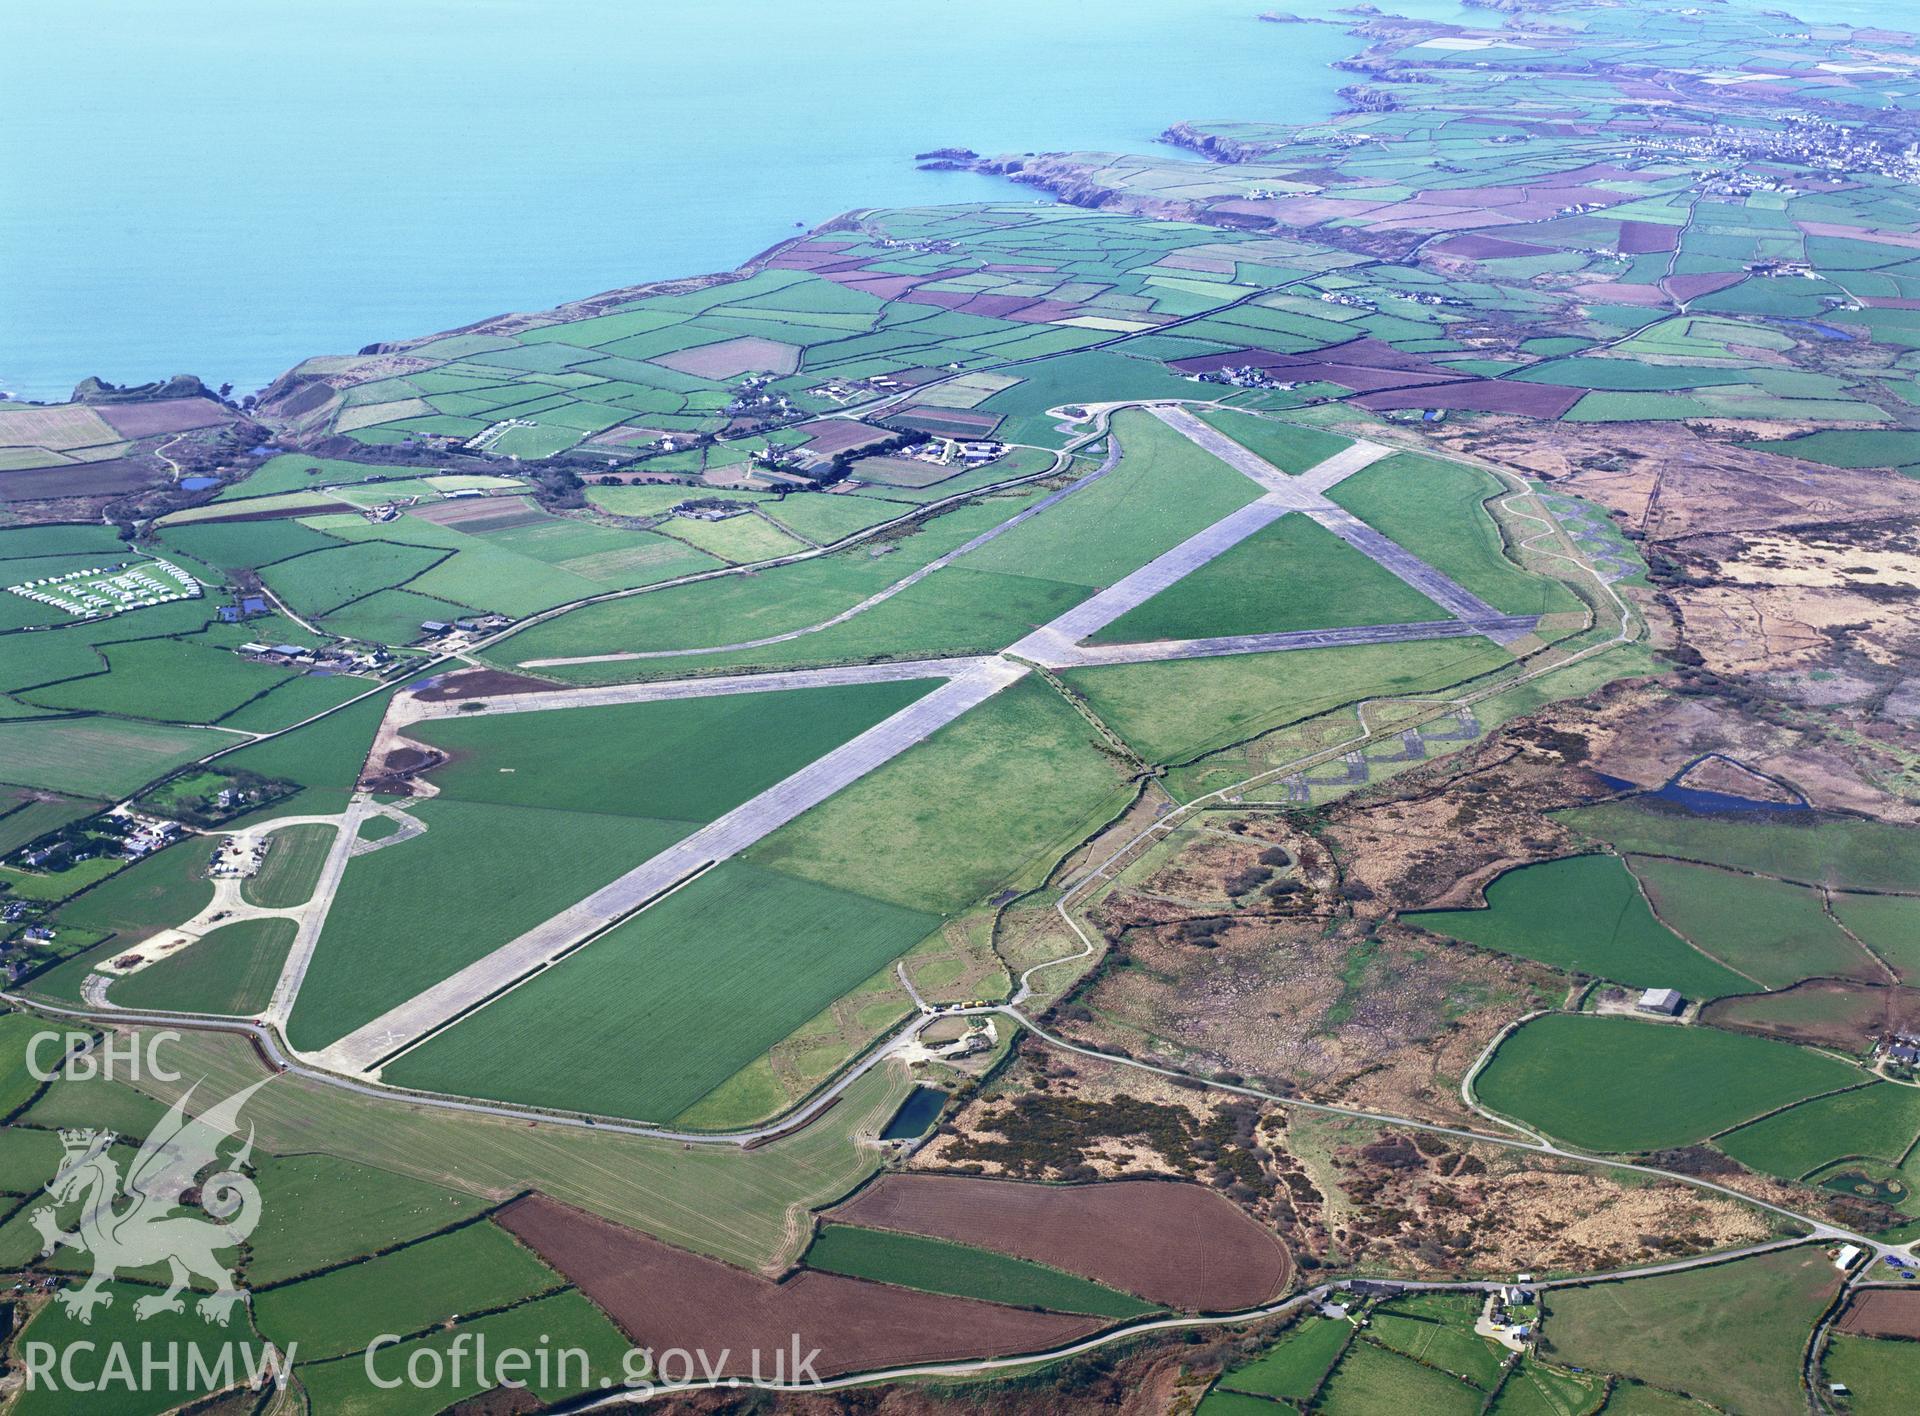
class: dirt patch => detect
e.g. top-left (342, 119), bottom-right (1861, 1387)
top-left (1701, 981), bottom-right (1920, 1052)
top-left (413, 668), bottom-right (556, 702)
top-left (790, 419), bottom-right (893, 457)
top-left (0, 459), bottom-right (158, 502)
top-left (652, 336), bottom-right (801, 379)
top-left (1837, 1288), bottom-right (1920, 1338)
top-left (95, 398), bottom-right (234, 439)
top-left (495, 1195), bottom-right (1105, 1378)
top-left (828, 1173), bottom-right (1290, 1311)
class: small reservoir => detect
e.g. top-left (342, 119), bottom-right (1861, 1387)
top-left (880, 1085), bottom-right (946, 1141)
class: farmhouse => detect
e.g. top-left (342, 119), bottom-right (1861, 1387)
top-left (1637, 987), bottom-right (1686, 1016)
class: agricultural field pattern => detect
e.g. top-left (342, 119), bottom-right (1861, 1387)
top-left (6, 0), bottom-right (1920, 1412)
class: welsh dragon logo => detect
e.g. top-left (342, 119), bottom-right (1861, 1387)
top-left (30, 1078), bottom-right (268, 1325)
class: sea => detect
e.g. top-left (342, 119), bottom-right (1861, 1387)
top-left (0, 0), bottom-right (1869, 402)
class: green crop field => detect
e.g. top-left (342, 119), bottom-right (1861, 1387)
top-left (383, 859), bottom-right (938, 1123)
top-left (55, 838), bottom-right (213, 942)
top-left (1831, 893), bottom-right (1920, 981)
top-left (1475, 1014), bottom-right (1860, 1152)
top-left (1065, 637), bottom-right (1513, 766)
top-left (1823, 1334), bottom-right (1920, 1416)
top-left (411, 678), bottom-right (934, 821)
top-left (803, 1223), bottom-right (1158, 1318)
top-left (1543, 1247), bottom-right (1838, 1416)
top-left (242, 1153), bottom-right (493, 1285)
top-left (241, 822), bottom-right (337, 908)
top-left (655, 509), bottom-right (810, 563)
top-left (1627, 856), bottom-right (1876, 988)
top-left (748, 677), bottom-right (1129, 914)
top-left (1559, 802), bottom-right (1920, 893)
top-left (1316, 1338), bottom-right (1484, 1416)
top-left (1088, 513), bottom-right (1443, 643)
top-left (285, 800), bottom-right (691, 1051)
top-left (219, 689), bottom-right (391, 791)
top-left (259, 540), bottom-right (448, 617)
top-left (253, 1220), bottom-right (559, 1359)
top-left (1216, 1315), bottom-right (1353, 1402)
top-left (1328, 454), bottom-right (1576, 615)
top-left (1195, 408), bottom-right (1352, 472)
top-left (1488, 1360), bottom-right (1607, 1416)
top-left (1716, 1083), bottom-right (1920, 1181)
top-left (22, 636), bottom-right (297, 724)
top-left (0, 716), bottom-right (225, 799)
top-left (960, 411), bottom-right (1261, 589)
top-left (1364, 1309), bottom-right (1504, 1389)
top-left (1404, 854), bottom-right (1753, 998)
top-left (294, 1289), bottom-right (630, 1416)
top-left (106, 917), bottom-right (295, 1016)
top-left (104, 1026), bottom-right (907, 1271)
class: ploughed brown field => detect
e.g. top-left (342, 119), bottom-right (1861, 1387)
top-left (496, 1195), bottom-right (1107, 1378)
top-left (826, 1174), bottom-right (1291, 1311)
top-left (1836, 1289), bottom-right (1920, 1339)
top-left (413, 667), bottom-right (557, 701)
top-left (96, 396), bottom-right (235, 438)
top-left (1701, 980), bottom-right (1920, 1053)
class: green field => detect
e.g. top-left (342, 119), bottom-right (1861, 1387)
top-left (1489, 1359), bottom-right (1607, 1416)
top-left (1716, 1082), bottom-right (1920, 1181)
top-left (1366, 1306), bottom-right (1505, 1390)
top-left (84, 1025), bottom-right (909, 1272)
top-left (106, 917), bottom-right (295, 1015)
top-left (1559, 802), bottom-right (1920, 894)
top-left (1328, 454), bottom-right (1576, 615)
top-left (1405, 854), bottom-right (1752, 998)
top-left (1475, 1014), bottom-right (1860, 1152)
top-left (1317, 1337), bottom-right (1484, 1416)
top-left (1831, 892), bottom-right (1920, 981)
top-left (383, 859), bottom-right (939, 1122)
top-left (1628, 856), bottom-right (1876, 988)
top-left (803, 1223), bottom-right (1158, 1318)
top-left (1823, 1333), bottom-right (1920, 1416)
top-left (1066, 636), bottom-right (1513, 766)
top-left (1542, 1247), bottom-right (1838, 1416)
top-left (243, 1152), bottom-right (494, 1285)
top-left (240, 822), bottom-right (337, 908)
top-left (1216, 1315), bottom-right (1353, 1401)
top-left (253, 1220), bottom-right (558, 1359)
top-left (0, 716), bottom-right (225, 799)
top-left (294, 1289), bottom-right (630, 1415)
top-left (749, 676), bottom-right (1128, 913)
top-left (23, 636), bottom-right (297, 725)
top-left (1195, 408), bottom-right (1352, 472)
top-left (1088, 512), bottom-right (1444, 644)
top-left (55, 838), bottom-right (213, 941)
top-left (291, 680), bottom-right (933, 1051)
top-left (655, 508), bottom-right (810, 563)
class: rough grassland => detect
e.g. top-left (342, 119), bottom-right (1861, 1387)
top-left (241, 822), bottom-right (337, 908)
top-left (1403, 854), bottom-right (1752, 999)
top-left (1065, 637), bottom-right (1513, 766)
top-left (1475, 1014), bottom-right (1859, 1152)
top-left (1329, 454), bottom-right (1577, 615)
top-left (113, 1027), bottom-right (910, 1271)
top-left (1088, 512), bottom-right (1444, 643)
top-left (1543, 1247), bottom-right (1838, 1416)
top-left (803, 1224), bottom-right (1157, 1318)
top-left (1559, 802), bottom-right (1920, 893)
top-left (1628, 855), bottom-right (1877, 988)
top-left (748, 677), bottom-right (1129, 914)
top-left (0, 716), bottom-right (224, 799)
top-left (383, 860), bottom-right (939, 1124)
top-left (1716, 1083), bottom-right (1920, 1180)
top-left (253, 1220), bottom-right (559, 1359)
top-left (107, 918), bottom-right (295, 1016)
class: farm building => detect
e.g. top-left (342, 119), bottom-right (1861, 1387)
top-left (1637, 987), bottom-right (1686, 1016)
